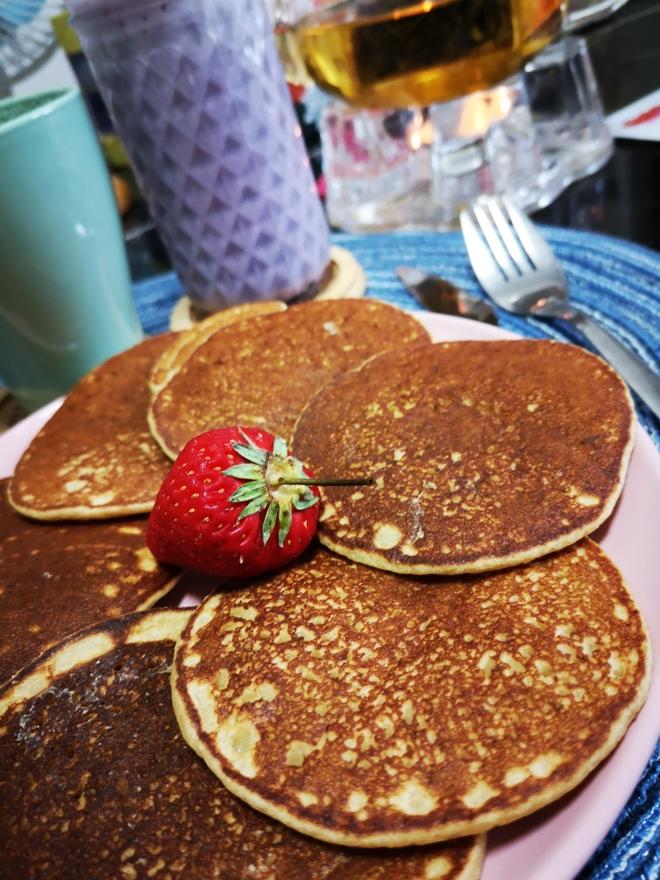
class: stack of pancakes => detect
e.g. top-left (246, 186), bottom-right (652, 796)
top-left (1, 298), bottom-right (650, 878)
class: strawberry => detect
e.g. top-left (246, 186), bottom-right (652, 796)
top-left (146, 426), bottom-right (322, 579)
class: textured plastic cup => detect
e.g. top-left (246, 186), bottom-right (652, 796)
top-left (69, 0), bottom-right (330, 312)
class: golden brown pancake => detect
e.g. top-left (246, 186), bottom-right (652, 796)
top-left (292, 340), bottom-right (635, 574)
top-left (148, 299), bottom-right (430, 459)
top-left (9, 335), bottom-right (176, 521)
top-left (149, 300), bottom-right (287, 395)
top-left (173, 542), bottom-right (650, 847)
top-left (0, 610), bottom-right (484, 880)
top-left (0, 479), bottom-right (179, 683)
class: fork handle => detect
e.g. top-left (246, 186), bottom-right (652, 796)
top-left (568, 312), bottom-right (660, 420)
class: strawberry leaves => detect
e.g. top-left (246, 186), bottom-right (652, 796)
top-left (231, 442), bottom-right (268, 467)
top-left (293, 492), bottom-right (318, 511)
top-left (224, 431), bottom-right (320, 547)
top-left (262, 500), bottom-right (280, 546)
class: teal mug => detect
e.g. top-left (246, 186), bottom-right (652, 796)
top-left (0, 88), bottom-right (143, 412)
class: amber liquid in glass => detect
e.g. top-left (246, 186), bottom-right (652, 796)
top-left (292, 0), bottom-right (564, 108)
top-left (275, 26), bottom-right (316, 87)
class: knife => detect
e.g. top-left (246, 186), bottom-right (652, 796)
top-left (396, 266), bottom-right (498, 325)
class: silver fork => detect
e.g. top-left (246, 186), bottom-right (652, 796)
top-left (460, 195), bottom-right (660, 420)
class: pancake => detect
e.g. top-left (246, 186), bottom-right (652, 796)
top-left (9, 335), bottom-right (176, 521)
top-left (149, 300), bottom-right (287, 395)
top-left (0, 479), bottom-right (179, 683)
top-left (148, 299), bottom-right (430, 459)
top-left (292, 340), bottom-right (635, 575)
top-left (173, 542), bottom-right (650, 848)
top-left (0, 610), bottom-right (484, 880)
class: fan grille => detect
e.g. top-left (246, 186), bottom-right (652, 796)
top-left (1, 0), bottom-right (65, 83)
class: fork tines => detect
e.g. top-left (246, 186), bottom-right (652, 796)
top-left (461, 195), bottom-right (557, 281)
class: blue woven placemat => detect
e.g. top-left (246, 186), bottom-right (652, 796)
top-left (133, 227), bottom-right (660, 879)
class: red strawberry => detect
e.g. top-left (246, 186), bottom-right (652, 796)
top-left (147, 426), bottom-right (322, 579)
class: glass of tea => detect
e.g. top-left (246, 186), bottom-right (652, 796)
top-left (287, 0), bottom-right (565, 109)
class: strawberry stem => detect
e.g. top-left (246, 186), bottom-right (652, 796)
top-left (275, 477), bottom-right (374, 487)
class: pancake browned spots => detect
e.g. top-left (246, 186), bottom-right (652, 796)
top-left (148, 299), bottom-right (430, 459)
top-left (173, 543), bottom-right (650, 847)
top-left (0, 480), bottom-right (179, 683)
top-left (0, 610), bottom-right (484, 880)
top-left (292, 340), bottom-right (635, 574)
top-left (9, 335), bottom-right (176, 521)
top-left (149, 300), bottom-right (287, 395)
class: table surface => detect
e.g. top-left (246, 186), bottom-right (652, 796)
top-left (2, 3), bottom-right (659, 875)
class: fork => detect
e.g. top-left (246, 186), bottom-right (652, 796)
top-left (460, 195), bottom-right (660, 420)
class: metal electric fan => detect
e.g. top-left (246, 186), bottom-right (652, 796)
top-left (0, 0), bottom-right (65, 93)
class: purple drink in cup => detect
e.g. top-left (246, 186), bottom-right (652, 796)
top-left (68, 0), bottom-right (330, 311)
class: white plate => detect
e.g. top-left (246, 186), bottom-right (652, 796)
top-left (2, 313), bottom-right (658, 880)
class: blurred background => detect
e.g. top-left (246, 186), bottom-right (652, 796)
top-left (1, 0), bottom-right (658, 428)
top-left (3, 0), bottom-right (659, 283)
